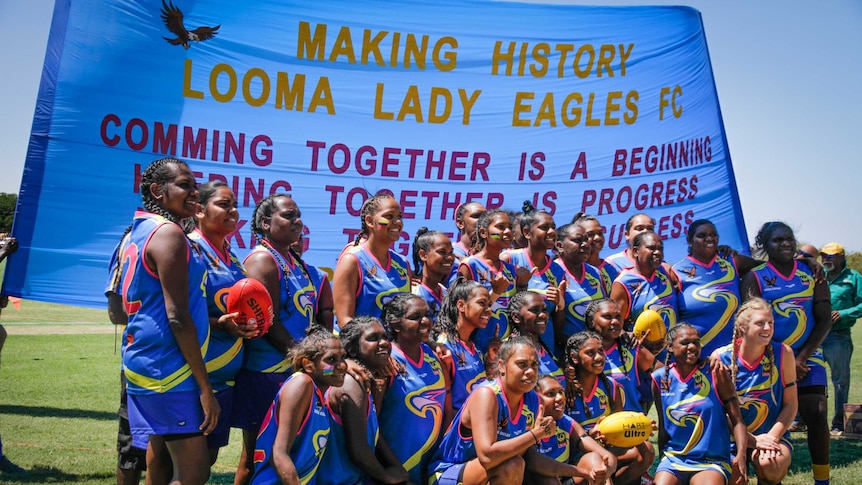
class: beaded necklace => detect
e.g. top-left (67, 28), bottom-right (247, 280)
top-left (259, 238), bottom-right (315, 310)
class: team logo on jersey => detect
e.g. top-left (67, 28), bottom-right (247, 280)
top-left (628, 282), bottom-right (644, 294)
top-left (763, 276), bottom-right (777, 287)
top-left (366, 265), bottom-right (379, 279)
top-left (680, 266), bottom-right (697, 278)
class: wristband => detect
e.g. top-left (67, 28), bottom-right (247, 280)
top-left (529, 429), bottom-right (540, 445)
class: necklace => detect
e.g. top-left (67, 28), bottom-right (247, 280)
top-left (259, 239), bottom-right (315, 309)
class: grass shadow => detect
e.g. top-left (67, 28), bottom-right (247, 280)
top-left (0, 404), bottom-right (116, 421)
top-left (788, 433), bottom-right (862, 474)
top-left (0, 464), bottom-right (114, 483)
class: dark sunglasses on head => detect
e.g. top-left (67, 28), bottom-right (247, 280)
top-left (797, 250), bottom-right (814, 258)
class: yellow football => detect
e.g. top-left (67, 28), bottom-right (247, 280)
top-left (596, 411), bottom-right (653, 448)
top-left (632, 309), bottom-right (666, 342)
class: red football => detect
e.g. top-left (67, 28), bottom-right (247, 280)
top-left (226, 278), bottom-right (274, 338)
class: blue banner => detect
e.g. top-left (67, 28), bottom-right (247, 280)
top-left (4, 0), bottom-right (747, 308)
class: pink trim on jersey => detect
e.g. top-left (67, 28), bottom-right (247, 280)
top-left (766, 260), bottom-right (800, 282)
top-left (559, 259), bottom-right (588, 284)
top-left (193, 228), bottom-right (232, 265)
top-left (498, 380), bottom-right (526, 426)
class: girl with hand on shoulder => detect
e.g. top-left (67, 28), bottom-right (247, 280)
top-left (412, 228), bottom-right (454, 323)
top-left (429, 337), bottom-right (592, 485)
top-left (434, 278), bottom-right (491, 410)
top-left (712, 298), bottom-right (796, 485)
top-left (250, 327), bottom-right (347, 485)
top-left (564, 331), bottom-right (654, 485)
top-left (332, 193), bottom-right (411, 323)
top-left (458, 209), bottom-right (517, 352)
top-left (379, 294), bottom-right (452, 484)
top-left (652, 324), bottom-right (748, 485)
top-left (319, 317), bottom-right (410, 485)
top-left (189, 181), bottom-right (257, 465)
top-left (233, 194), bottom-right (319, 484)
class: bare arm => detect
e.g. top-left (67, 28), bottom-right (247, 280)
top-left (331, 253), bottom-right (360, 324)
top-left (715, 366), bottom-right (748, 484)
top-left (147, 224), bottom-right (218, 434)
top-left (316, 274), bottom-right (335, 332)
top-left (107, 292), bottom-right (128, 326)
top-left (245, 251), bottom-right (296, 351)
top-left (797, 279), bottom-right (832, 362)
top-left (739, 272), bottom-right (761, 302)
top-left (271, 376), bottom-right (313, 485)
top-left (609, 282), bottom-right (631, 324)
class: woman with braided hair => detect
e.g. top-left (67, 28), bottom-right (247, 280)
top-left (651, 324), bottom-right (748, 485)
top-left (232, 193), bottom-right (319, 485)
top-left (411, 227), bottom-right (454, 323)
top-left (711, 298), bottom-right (796, 485)
top-left (121, 157), bottom-right (217, 485)
top-left (564, 331), bottom-right (653, 485)
top-left (332, 192), bottom-right (411, 324)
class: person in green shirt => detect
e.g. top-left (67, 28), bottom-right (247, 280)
top-left (821, 242), bottom-right (862, 435)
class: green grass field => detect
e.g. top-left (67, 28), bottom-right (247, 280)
top-left (1, 299), bottom-right (861, 484)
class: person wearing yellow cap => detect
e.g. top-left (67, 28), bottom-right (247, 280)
top-left (821, 242), bottom-right (862, 436)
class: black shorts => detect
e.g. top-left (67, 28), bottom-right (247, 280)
top-left (118, 370), bottom-right (147, 472)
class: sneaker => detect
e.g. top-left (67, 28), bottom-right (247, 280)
top-left (0, 455), bottom-right (25, 474)
top-left (788, 420), bottom-right (807, 432)
top-left (640, 471), bottom-right (655, 485)
top-left (831, 427), bottom-right (844, 436)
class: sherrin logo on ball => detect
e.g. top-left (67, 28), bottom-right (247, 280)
top-left (227, 278), bottom-right (274, 338)
top-left (596, 411), bottom-right (653, 448)
top-left (632, 309), bottom-right (666, 343)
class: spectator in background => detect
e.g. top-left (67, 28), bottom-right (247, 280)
top-left (821, 242), bottom-right (862, 436)
top-left (0, 236), bottom-right (25, 474)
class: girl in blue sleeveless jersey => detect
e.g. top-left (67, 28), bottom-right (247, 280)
top-left (553, 221), bottom-right (607, 355)
top-left (234, 194), bottom-right (319, 485)
top-left (502, 202), bottom-right (565, 354)
top-left (712, 298), bottom-right (796, 485)
top-left (564, 331), bottom-right (654, 485)
top-left (434, 279), bottom-right (490, 410)
top-left (448, 202), bottom-right (485, 286)
top-left (508, 291), bottom-right (563, 385)
top-left (604, 213), bottom-right (655, 274)
top-left (332, 193), bottom-right (411, 324)
top-left (651, 324), bottom-right (748, 485)
top-left (429, 337), bottom-right (593, 485)
top-left (458, 209), bottom-right (518, 352)
top-left (574, 213), bottom-right (620, 290)
top-left (585, 299), bottom-right (655, 413)
top-left (740, 221), bottom-right (832, 485)
top-left (534, 375), bottom-right (615, 484)
top-left (319, 316), bottom-right (409, 485)
top-left (411, 228), bottom-right (454, 324)
top-left (122, 158), bottom-right (217, 485)
top-left (379, 294), bottom-right (451, 484)
top-left (251, 327), bottom-right (347, 485)
top-left (190, 181), bottom-right (258, 465)
top-left (611, 231), bottom-right (679, 336)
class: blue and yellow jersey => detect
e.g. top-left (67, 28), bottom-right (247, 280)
top-left (652, 364), bottom-right (731, 469)
top-left (437, 333), bottom-right (486, 410)
top-left (189, 230), bottom-right (245, 392)
top-left (379, 343), bottom-right (447, 484)
top-left (750, 261), bottom-right (815, 351)
top-left (349, 247), bottom-right (410, 320)
top-left (243, 245), bottom-right (318, 374)
top-left (251, 373), bottom-right (330, 485)
top-left (536, 344), bottom-right (564, 385)
top-left (318, 380), bottom-right (380, 485)
top-left (459, 255), bottom-right (517, 352)
top-left (565, 375), bottom-right (617, 432)
top-left (122, 211), bottom-right (210, 395)
top-left (429, 380), bottom-right (540, 478)
top-left (447, 240), bottom-right (472, 287)
top-left (412, 281), bottom-right (446, 324)
top-left (615, 267), bottom-right (678, 333)
top-left (537, 413), bottom-right (578, 464)
top-left (716, 341), bottom-right (789, 439)
top-left (673, 255), bottom-right (740, 356)
top-left (552, 259), bottom-right (608, 341)
top-left (604, 342), bottom-right (642, 412)
top-left (507, 248), bottom-right (560, 352)
top-left (605, 250), bottom-right (635, 274)
top-left (596, 260), bottom-right (619, 292)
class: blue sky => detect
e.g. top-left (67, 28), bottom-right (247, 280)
top-left (1, 0), bottom-right (860, 252)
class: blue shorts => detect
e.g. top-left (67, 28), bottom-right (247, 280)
top-left (229, 369), bottom-right (288, 430)
top-left (128, 390), bottom-right (204, 449)
top-left (207, 387), bottom-right (235, 449)
top-left (797, 349), bottom-right (827, 388)
top-left (656, 454), bottom-right (731, 484)
top-left (429, 463), bottom-right (467, 485)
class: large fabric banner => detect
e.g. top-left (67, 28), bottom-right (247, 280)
top-left (4, 0), bottom-right (747, 308)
